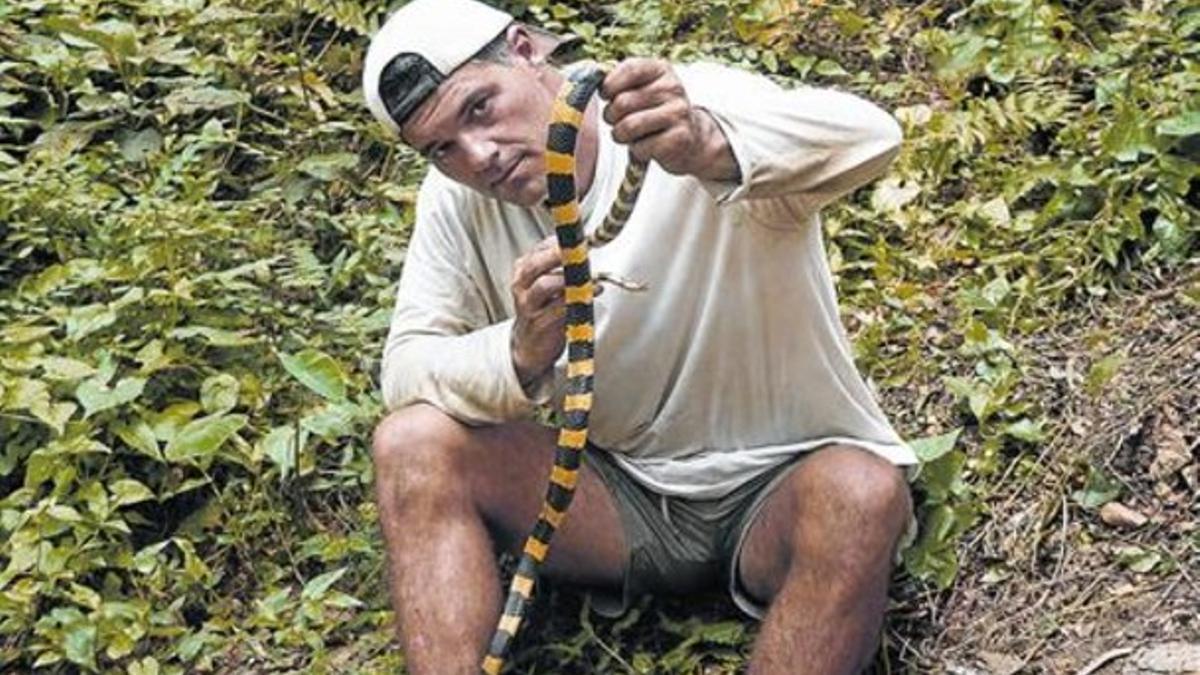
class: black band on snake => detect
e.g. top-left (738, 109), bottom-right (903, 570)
top-left (480, 66), bottom-right (649, 675)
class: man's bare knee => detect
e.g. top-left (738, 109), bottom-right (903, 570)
top-left (372, 403), bottom-right (468, 499)
top-left (795, 447), bottom-right (911, 542)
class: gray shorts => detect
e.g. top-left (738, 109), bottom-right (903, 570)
top-left (583, 446), bottom-right (806, 620)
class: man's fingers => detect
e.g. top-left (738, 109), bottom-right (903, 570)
top-left (512, 243), bottom-right (562, 291)
top-left (599, 58), bottom-right (667, 100)
top-left (610, 104), bottom-right (685, 146)
top-left (603, 86), bottom-right (673, 126)
top-left (526, 271), bottom-right (565, 310)
top-left (629, 124), bottom-right (693, 167)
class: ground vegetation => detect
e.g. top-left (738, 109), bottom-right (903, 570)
top-left (0, 0), bottom-right (1196, 672)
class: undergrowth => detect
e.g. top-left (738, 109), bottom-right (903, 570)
top-left (0, 0), bottom-right (1196, 671)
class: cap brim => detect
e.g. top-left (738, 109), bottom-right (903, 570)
top-left (526, 25), bottom-right (584, 63)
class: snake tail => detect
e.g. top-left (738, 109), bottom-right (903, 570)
top-left (480, 67), bottom-right (605, 675)
top-left (589, 156), bottom-right (648, 247)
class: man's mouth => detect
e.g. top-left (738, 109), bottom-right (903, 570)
top-left (491, 157), bottom-right (522, 190)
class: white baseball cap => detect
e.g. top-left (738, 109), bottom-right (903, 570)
top-left (363, 0), bottom-right (575, 137)
top-left (363, 0), bottom-right (512, 136)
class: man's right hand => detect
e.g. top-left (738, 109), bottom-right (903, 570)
top-left (510, 236), bottom-right (569, 388)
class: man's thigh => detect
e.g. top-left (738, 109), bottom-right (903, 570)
top-left (376, 404), bottom-right (628, 588)
top-left (733, 445), bottom-right (912, 605)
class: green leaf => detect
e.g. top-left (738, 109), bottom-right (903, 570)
top-left (169, 326), bottom-right (258, 347)
top-left (29, 122), bottom-right (98, 164)
top-left (909, 429), bottom-right (962, 463)
top-left (76, 377), bottom-right (146, 419)
top-left (164, 414), bottom-right (247, 462)
top-left (1003, 418), bottom-right (1045, 443)
top-left (944, 376), bottom-right (994, 423)
top-left (279, 349), bottom-right (347, 401)
top-left (114, 420), bottom-right (163, 461)
top-left (298, 153), bottom-right (358, 181)
top-left (63, 622), bottom-right (97, 670)
top-left (0, 325), bottom-right (56, 344)
top-left (871, 177), bottom-right (920, 213)
top-left (37, 356), bottom-right (97, 381)
top-left (111, 479), bottom-right (156, 506)
top-left (1102, 102), bottom-right (1155, 162)
top-left (127, 656), bottom-right (162, 675)
top-left (19, 34), bottom-right (69, 69)
top-left (902, 505), bottom-right (962, 589)
top-left (260, 426), bottom-right (298, 479)
top-left (163, 86), bottom-right (249, 118)
top-left (918, 450), bottom-right (966, 504)
top-left (41, 402), bottom-right (77, 436)
top-left (814, 59), bottom-right (848, 77)
top-left (301, 402), bottom-right (359, 439)
top-left (65, 304), bottom-right (117, 341)
top-left (200, 374), bottom-right (239, 414)
top-left (978, 197), bottom-right (1011, 228)
top-left (1115, 546), bottom-right (1162, 574)
top-left (301, 567), bottom-right (347, 600)
top-left (150, 401), bottom-right (203, 442)
top-left (133, 541), bottom-right (171, 575)
top-left (1084, 351), bottom-right (1125, 396)
top-left (3, 377), bottom-right (50, 417)
top-left (694, 620), bottom-right (746, 645)
top-left (44, 17), bottom-right (139, 57)
top-left (1072, 465), bottom-right (1121, 509)
top-left (118, 127), bottom-right (162, 162)
top-left (1156, 111), bottom-right (1200, 137)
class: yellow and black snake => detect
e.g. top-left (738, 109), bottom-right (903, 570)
top-left (481, 66), bottom-right (648, 675)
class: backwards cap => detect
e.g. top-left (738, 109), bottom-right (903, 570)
top-left (362, 0), bottom-right (513, 136)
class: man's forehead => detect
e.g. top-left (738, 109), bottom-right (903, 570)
top-left (400, 63), bottom-right (495, 147)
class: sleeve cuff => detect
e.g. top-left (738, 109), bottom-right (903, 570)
top-left (486, 319), bottom-right (556, 409)
top-left (694, 105), bottom-right (755, 204)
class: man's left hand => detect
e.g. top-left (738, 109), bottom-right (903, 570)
top-left (599, 59), bottom-right (740, 183)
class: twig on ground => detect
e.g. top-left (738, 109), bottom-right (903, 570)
top-left (1073, 646), bottom-right (1134, 675)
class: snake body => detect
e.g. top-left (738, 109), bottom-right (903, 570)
top-left (480, 66), bottom-right (647, 675)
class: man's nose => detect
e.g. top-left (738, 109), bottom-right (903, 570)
top-left (462, 134), bottom-right (498, 177)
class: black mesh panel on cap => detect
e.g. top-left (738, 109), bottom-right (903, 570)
top-left (379, 53), bottom-right (446, 129)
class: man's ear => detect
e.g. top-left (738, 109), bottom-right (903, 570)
top-left (505, 24), bottom-right (543, 65)
top-left (507, 23), bottom-right (577, 65)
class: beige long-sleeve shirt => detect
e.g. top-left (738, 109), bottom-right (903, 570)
top-left (381, 62), bottom-right (917, 498)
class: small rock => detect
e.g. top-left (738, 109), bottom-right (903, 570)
top-left (1100, 501), bottom-right (1149, 529)
top-left (1125, 641), bottom-right (1200, 673)
top-left (979, 649), bottom-right (1024, 675)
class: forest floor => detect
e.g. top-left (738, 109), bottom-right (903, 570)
top-left (886, 267), bottom-right (1200, 674)
top-left (303, 267), bottom-right (1198, 674)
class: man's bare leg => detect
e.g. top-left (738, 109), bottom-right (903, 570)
top-left (371, 403), bottom-right (627, 675)
top-left (738, 446), bottom-right (912, 675)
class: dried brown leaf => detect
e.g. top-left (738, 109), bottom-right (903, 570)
top-left (1099, 502), bottom-right (1148, 529)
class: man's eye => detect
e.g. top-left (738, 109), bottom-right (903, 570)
top-left (469, 97), bottom-right (489, 119)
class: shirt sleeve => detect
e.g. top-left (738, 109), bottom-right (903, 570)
top-left (378, 177), bottom-right (540, 424)
top-left (680, 62), bottom-right (902, 210)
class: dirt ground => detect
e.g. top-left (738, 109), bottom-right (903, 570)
top-left (887, 268), bottom-right (1200, 674)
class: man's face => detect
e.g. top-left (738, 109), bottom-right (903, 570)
top-left (401, 59), bottom-right (558, 207)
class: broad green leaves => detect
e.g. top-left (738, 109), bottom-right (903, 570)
top-left (905, 428), bottom-right (979, 588)
top-left (199, 374), bottom-right (239, 414)
top-left (0, 0), bottom-right (1194, 670)
top-left (163, 414), bottom-right (247, 463)
top-left (278, 349), bottom-right (348, 401)
top-left (1156, 111), bottom-right (1200, 138)
top-left (162, 86), bottom-right (249, 118)
top-left (76, 377), bottom-right (146, 419)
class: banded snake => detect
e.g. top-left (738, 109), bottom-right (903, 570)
top-left (480, 65), bottom-right (648, 674)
